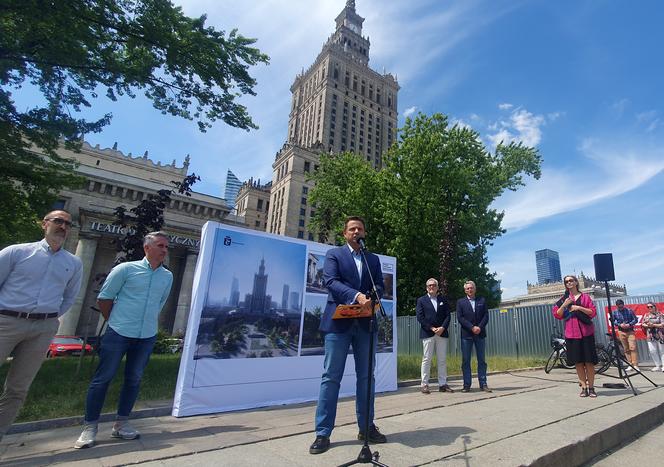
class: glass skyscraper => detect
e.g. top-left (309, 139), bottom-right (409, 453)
top-left (224, 169), bottom-right (242, 209)
top-left (535, 249), bottom-right (562, 284)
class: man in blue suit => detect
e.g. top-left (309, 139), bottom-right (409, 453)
top-left (416, 278), bottom-right (453, 394)
top-left (456, 280), bottom-right (491, 393)
top-left (310, 216), bottom-right (385, 455)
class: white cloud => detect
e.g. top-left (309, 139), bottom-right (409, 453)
top-left (487, 107), bottom-right (548, 148)
top-left (451, 117), bottom-right (472, 130)
top-left (611, 98), bottom-right (630, 116)
top-left (636, 110), bottom-right (661, 132)
top-left (403, 106), bottom-right (418, 117)
top-left (494, 138), bottom-right (664, 231)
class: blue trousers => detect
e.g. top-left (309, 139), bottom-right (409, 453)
top-left (461, 336), bottom-right (487, 388)
top-left (84, 327), bottom-right (156, 423)
top-left (315, 321), bottom-right (376, 437)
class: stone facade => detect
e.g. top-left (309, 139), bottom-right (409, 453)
top-left (235, 178), bottom-right (271, 231)
top-left (47, 141), bottom-right (241, 338)
top-left (500, 273), bottom-right (628, 308)
top-left (266, 0), bottom-right (399, 240)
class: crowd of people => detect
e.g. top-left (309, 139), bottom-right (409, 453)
top-left (1, 211), bottom-right (661, 456)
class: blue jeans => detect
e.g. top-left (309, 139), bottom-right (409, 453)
top-left (315, 320), bottom-right (376, 437)
top-left (84, 327), bottom-right (156, 423)
top-left (461, 336), bottom-right (487, 388)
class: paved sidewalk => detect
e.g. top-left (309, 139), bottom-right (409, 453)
top-left (1, 368), bottom-right (662, 466)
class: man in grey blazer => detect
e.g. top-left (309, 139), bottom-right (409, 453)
top-left (456, 280), bottom-right (491, 392)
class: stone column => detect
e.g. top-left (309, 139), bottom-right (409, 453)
top-left (58, 236), bottom-right (98, 335)
top-left (172, 251), bottom-right (199, 335)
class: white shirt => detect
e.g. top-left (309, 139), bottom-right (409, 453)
top-left (346, 243), bottom-right (362, 278)
top-left (0, 239), bottom-right (83, 315)
top-left (467, 296), bottom-right (476, 313)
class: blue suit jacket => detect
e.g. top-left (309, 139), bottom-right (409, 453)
top-left (319, 244), bottom-right (384, 333)
top-left (456, 296), bottom-right (489, 338)
top-left (416, 294), bottom-right (451, 338)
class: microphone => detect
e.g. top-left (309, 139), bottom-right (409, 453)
top-left (357, 237), bottom-right (367, 250)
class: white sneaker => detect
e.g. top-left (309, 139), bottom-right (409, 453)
top-left (633, 366), bottom-right (640, 372)
top-left (74, 423), bottom-right (98, 449)
top-left (111, 422), bottom-right (140, 440)
top-left (650, 367), bottom-right (661, 372)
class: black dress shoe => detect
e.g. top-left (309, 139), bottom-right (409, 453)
top-left (439, 384), bottom-right (455, 393)
top-left (480, 386), bottom-right (493, 393)
top-left (461, 387), bottom-right (471, 393)
top-left (309, 435), bottom-right (330, 454)
top-left (357, 425), bottom-right (387, 443)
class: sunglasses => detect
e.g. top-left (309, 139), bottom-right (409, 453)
top-left (45, 217), bottom-right (73, 227)
top-left (426, 284), bottom-right (437, 287)
top-left (564, 279), bottom-right (576, 284)
top-left (647, 305), bottom-right (656, 309)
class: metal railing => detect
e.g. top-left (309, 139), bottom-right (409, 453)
top-left (397, 293), bottom-right (664, 360)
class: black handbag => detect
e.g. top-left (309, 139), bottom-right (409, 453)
top-left (556, 295), bottom-right (592, 325)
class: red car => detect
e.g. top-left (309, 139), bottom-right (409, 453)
top-left (47, 336), bottom-right (93, 358)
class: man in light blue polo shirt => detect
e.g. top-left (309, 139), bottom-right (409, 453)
top-left (75, 231), bottom-right (173, 449)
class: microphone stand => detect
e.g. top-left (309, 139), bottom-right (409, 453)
top-left (339, 238), bottom-right (388, 467)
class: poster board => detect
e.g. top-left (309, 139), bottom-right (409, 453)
top-left (172, 222), bottom-right (397, 417)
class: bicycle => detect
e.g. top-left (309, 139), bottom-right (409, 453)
top-left (544, 329), bottom-right (611, 374)
top-left (544, 331), bottom-right (575, 373)
top-left (595, 332), bottom-right (626, 374)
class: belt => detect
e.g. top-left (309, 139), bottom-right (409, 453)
top-left (0, 310), bottom-right (58, 320)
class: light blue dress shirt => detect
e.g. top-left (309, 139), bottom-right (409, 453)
top-left (99, 257), bottom-right (173, 338)
top-left (0, 239), bottom-right (83, 316)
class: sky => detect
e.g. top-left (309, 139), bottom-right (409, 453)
top-left (17, 0), bottom-right (664, 299)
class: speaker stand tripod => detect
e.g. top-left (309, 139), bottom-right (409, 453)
top-left (600, 280), bottom-right (657, 394)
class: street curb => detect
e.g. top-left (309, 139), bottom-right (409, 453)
top-left (7, 406), bottom-right (172, 435)
top-left (530, 390), bottom-right (664, 467)
top-left (7, 367), bottom-right (543, 435)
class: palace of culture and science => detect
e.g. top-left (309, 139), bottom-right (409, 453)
top-left (236, 0), bottom-right (399, 241)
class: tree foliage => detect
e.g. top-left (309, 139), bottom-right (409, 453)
top-left (310, 113), bottom-right (542, 314)
top-left (114, 173), bottom-right (200, 263)
top-left (0, 0), bottom-right (269, 245)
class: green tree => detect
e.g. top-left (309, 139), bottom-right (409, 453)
top-left (308, 152), bottom-right (382, 245)
top-left (0, 0), bottom-right (269, 245)
top-left (113, 173), bottom-right (200, 263)
top-left (310, 113), bottom-right (542, 314)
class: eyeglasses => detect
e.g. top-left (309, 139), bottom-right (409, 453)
top-left (45, 217), bottom-right (73, 227)
top-left (426, 284), bottom-right (437, 287)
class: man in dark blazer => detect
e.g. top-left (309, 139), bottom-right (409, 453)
top-left (310, 216), bottom-right (385, 455)
top-left (456, 280), bottom-right (491, 392)
top-left (415, 278), bottom-right (453, 394)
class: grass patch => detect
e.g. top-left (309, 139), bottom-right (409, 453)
top-left (2, 353), bottom-right (544, 423)
top-left (1, 354), bottom-right (181, 423)
top-left (397, 354), bottom-right (546, 381)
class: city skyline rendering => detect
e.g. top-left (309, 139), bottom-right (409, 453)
top-left (205, 229), bottom-right (306, 310)
top-left (16, 1), bottom-right (664, 299)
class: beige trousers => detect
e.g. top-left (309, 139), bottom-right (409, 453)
top-left (617, 330), bottom-right (639, 367)
top-left (0, 314), bottom-right (59, 437)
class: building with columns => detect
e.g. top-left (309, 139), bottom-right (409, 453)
top-left (500, 273), bottom-right (628, 308)
top-left (266, 0), bottom-right (399, 240)
top-left (49, 141), bottom-right (241, 338)
top-left (235, 177), bottom-right (271, 231)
